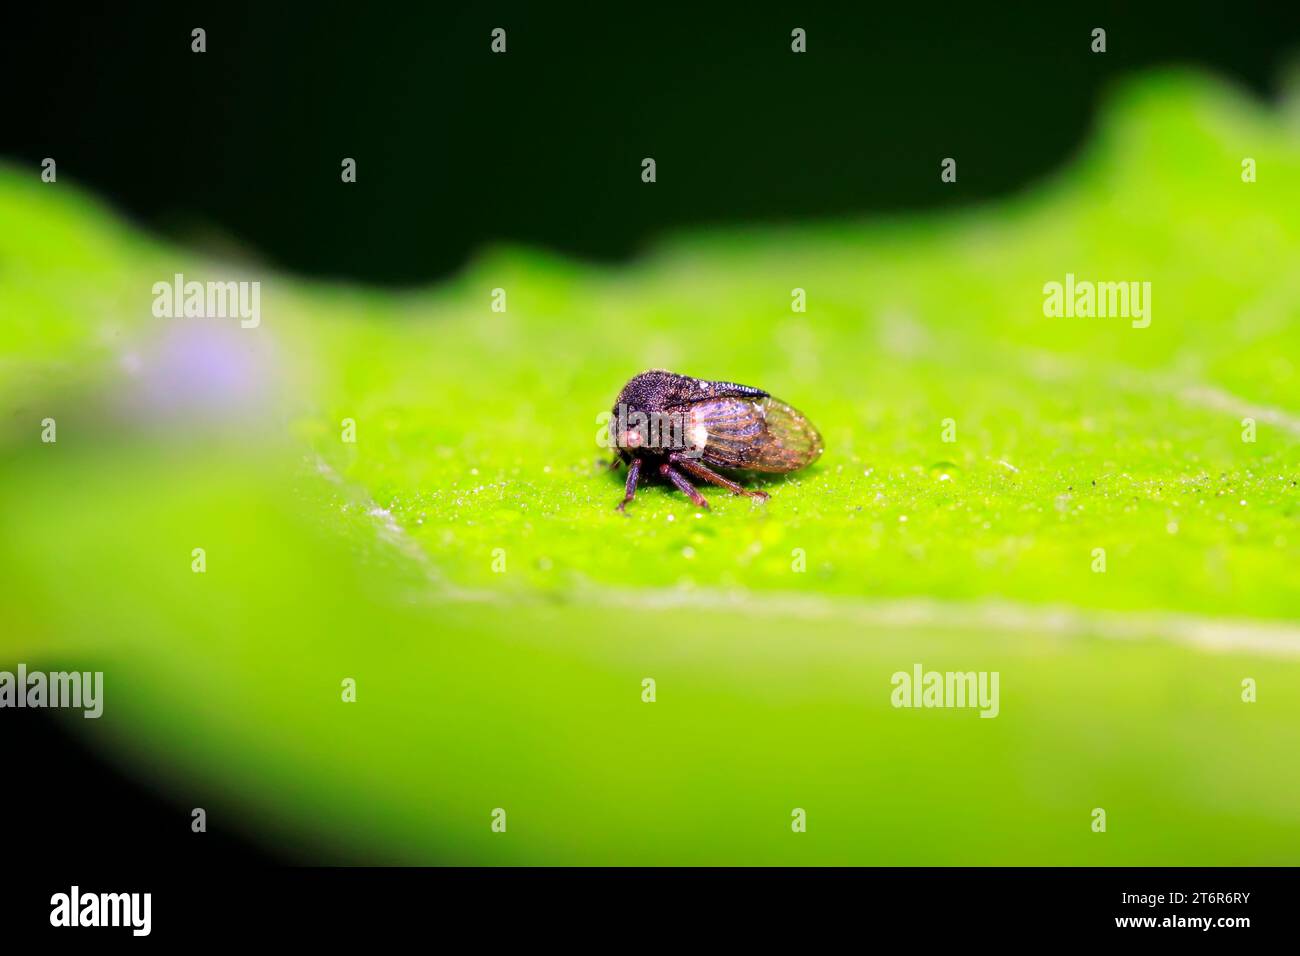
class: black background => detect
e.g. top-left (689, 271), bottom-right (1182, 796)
top-left (6, 2), bottom-right (1300, 286)
top-left (4, 1), bottom-right (1300, 867)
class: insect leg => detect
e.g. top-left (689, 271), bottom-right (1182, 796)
top-left (670, 454), bottom-right (770, 501)
top-left (659, 462), bottom-right (710, 510)
top-left (616, 457), bottom-right (642, 512)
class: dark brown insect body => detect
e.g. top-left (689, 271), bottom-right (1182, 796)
top-left (607, 369), bottom-right (823, 511)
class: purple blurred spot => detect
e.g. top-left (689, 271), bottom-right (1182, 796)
top-left (124, 319), bottom-right (276, 424)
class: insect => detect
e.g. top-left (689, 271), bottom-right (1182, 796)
top-left (606, 369), bottom-right (823, 511)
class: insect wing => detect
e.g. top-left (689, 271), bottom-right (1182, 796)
top-left (683, 396), bottom-right (823, 473)
top-left (750, 397), bottom-right (824, 472)
top-left (679, 397), bottom-right (764, 468)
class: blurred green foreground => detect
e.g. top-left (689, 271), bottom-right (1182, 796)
top-left (2, 69), bottom-right (1300, 864)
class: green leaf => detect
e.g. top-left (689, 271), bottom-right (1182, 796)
top-left (3, 69), bottom-right (1299, 863)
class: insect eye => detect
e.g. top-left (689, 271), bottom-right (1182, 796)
top-left (622, 429), bottom-right (643, 449)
